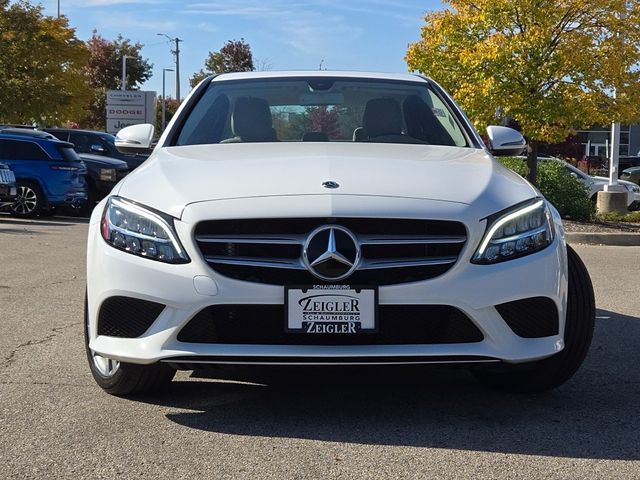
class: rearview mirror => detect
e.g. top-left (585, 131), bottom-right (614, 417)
top-left (115, 124), bottom-right (155, 155)
top-left (486, 126), bottom-right (527, 156)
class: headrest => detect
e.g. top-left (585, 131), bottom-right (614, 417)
top-left (362, 98), bottom-right (403, 138)
top-left (403, 95), bottom-right (455, 146)
top-left (302, 131), bottom-right (329, 142)
top-left (352, 127), bottom-right (366, 142)
top-left (231, 97), bottom-right (273, 141)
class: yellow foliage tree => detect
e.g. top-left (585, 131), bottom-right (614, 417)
top-left (0, 1), bottom-right (91, 126)
top-left (406, 0), bottom-right (640, 183)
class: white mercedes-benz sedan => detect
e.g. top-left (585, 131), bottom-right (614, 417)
top-left (85, 71), bottom-right (595, 396)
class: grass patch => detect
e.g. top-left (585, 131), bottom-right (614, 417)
top-left (596, 211), bottom-right (640, 223)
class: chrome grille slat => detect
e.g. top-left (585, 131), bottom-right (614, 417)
top-left (359, 257), bottom-right (458, 270)
top-left (0, 169), bottom-right (16, 183)
top-left (196, 234), bottom-right (305, 245)
top-left (204, 256), bottom-right (305, 270)
top-left (194, 218), bottom-right (467, 285)
top-left (359, 235), bottom-right (466, 245)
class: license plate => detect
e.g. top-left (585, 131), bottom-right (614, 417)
top-left (285, 285), bottom-right (377, 334)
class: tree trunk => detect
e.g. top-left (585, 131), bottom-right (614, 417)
top-left (526, 140), bottom-right (538, 185)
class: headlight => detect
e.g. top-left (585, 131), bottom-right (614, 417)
top-left (100, 168), bottom-right (117, 182)
top-left (472, 199), bottom-right (554, 264)
top-left (100, 196), bottom-right (189, 264)
top-left (624, 183), bottom-right (640, 193)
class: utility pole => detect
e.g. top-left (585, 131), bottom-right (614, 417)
top-left (174, 37), bottom-right (181, 100)
top-left (158, 34), bottom-right (183, 100)
top-left (162, 68), bottom-right (174, 132)
top-left (57, 0), bottom-right (60, 18)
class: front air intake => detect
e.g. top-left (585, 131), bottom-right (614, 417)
top-left (496, 297), bottom-right (559, 338)
top-left (97, 296), bottom-right (165, 338)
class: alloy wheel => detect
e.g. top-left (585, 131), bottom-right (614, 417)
top-left (91, 352), bottom-right (120, 377)
top-left (12, 186), bottom-right (38, 215)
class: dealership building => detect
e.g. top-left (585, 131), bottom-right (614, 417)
top-left (576, 124), bottom-right (640, 158)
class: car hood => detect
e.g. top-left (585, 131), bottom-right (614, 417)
top-left (79, 153), bottom-right (129, 169)
top-left (116, 143), bottom-right (538, 219)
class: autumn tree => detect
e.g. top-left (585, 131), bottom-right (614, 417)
top-left (309, 106), bottom-right (341, 139)
top-left (81, 30), bottom-right (153, 129)
top-left (0, 0), bottom-right (91, 125)
top-left (190, 38), bottom-right (255, 87)
top-left (406, 0), bottom-right (640, 184)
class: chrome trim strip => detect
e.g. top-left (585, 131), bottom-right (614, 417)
top-left (204, 256), bottom-right (305, 269)
top-left (162, 359), bottom-right (500, 366)
top-left (196, 234), bottom-right (305, 244)
top-left (360, 256), bottom-right (457, 269)
top-left (359, 234), bottom-right (466, 245)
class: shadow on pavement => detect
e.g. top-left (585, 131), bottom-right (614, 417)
top-left (0, 215), bottom-right (89, 227)
top-left (132, 309), bottom-right (640, 460)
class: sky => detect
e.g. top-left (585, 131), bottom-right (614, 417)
top-left (36, 0), bottom-right (443, 98)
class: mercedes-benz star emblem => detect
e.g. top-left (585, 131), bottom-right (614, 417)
top-left (322, 181), bottom-right (340, 189)
top-left (302, 225), bottom-right (360, 281)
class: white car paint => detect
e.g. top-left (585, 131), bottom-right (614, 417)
top-left (87, 71), bottom-right (569, 368)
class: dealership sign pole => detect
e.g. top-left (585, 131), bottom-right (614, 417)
top-left (106, 90), bottom-right (156, 135)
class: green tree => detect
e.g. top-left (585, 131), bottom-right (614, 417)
top-left (155, 97), bottom-right (181, 133)
top-left (190, 38), bottom-right (254, 87)
top-left (406, 0), bottom-right (640, 184)
top-left (0, 0), bottom-right (91, 125)
top-left (80, 30), bottom-right (153, 129)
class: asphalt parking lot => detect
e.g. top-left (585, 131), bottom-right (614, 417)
top-left (1, 215), bottom-right (639, 479)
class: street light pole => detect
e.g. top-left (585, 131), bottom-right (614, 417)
top-left (157, 33), bottom-right (183, 100)
top-left (162, 68), bottom-right (174, 132)
top-left (57, 0), bottom-right (60, 18)
top-left (121, 55), bottom-right (131, 91)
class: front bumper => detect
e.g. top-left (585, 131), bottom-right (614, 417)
top-left (86, 196), bottom-right (568, 366)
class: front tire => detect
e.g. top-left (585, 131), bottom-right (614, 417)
top-left (474, 245), bottom-right (595, 392)
top-left (84, 294), bottom-right (175, 396)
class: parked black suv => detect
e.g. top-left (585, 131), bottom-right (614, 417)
top-left (0, 162), bottom-right (18, 208)
top-left (45, 128), bottom-right (148, 171)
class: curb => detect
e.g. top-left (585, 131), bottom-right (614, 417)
top-left (565, 232), bottom-right (640, 246)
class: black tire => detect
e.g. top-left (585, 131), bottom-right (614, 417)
top-left (474, 245), bottom-right (595, 392)
top-left (10, 181), bottom-right (45, 217)
top-left (84, 294), bottom-right (175, 396)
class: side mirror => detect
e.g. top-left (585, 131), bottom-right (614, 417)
top-left (486, 126), bottom-right (527, 156)
top-left (115, 124), bottom-right (155, 155)
top-left (90, 144), bottom-right (106, 154)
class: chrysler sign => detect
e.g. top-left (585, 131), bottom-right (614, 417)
top-left (106, 90), bottom-right (156, 134)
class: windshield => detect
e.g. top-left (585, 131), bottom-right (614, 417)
top-left (174, 77), bottom-right (469, 147)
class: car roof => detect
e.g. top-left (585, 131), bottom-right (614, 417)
top-left (212, 70), bottom-right (430, 84)
top-left (45, 128), bottom-right (111, 136)
top-left (0, 128), bottom-right (57, 140)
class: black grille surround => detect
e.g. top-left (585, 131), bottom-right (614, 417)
top-left (177, 304), bottom-right (484, 345)
top-left (193, 218), bottom-right (467, 286)
top-left (97, 296), bottom-right (165, 338)
top-left (495, 297), bottom-right (559, 338)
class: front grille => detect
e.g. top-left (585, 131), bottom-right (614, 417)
top-left (97, 296), bottom-right (165, 338)
top-left (495, 297), bottom-right (559, 338)
top-left (194, 218), bottom-right (467, 285)
top-left (0, 168), bottom-right (15, 184)
top-left (177, 304), bottom-right (484, 345)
